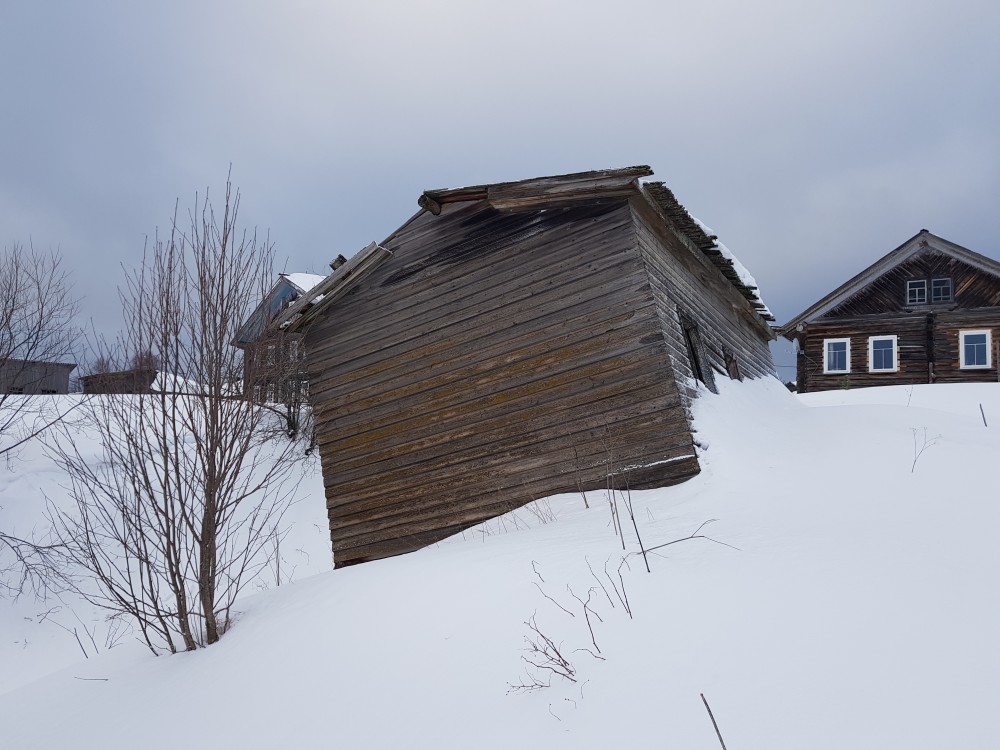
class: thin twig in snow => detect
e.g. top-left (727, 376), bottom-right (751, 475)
top-left (531, 560), bottom-right (545, 584)
top-left (533, 582), bottom-right (574, 618)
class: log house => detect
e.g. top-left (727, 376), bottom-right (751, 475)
top-left (781, 230), bottom-right (1000, 392)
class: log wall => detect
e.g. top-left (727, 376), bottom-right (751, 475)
top-left (796, 312), bottom-right (1000, 391)
top-left (795, 316), bottom-right (931, 392)
top-left (931, 310), bottom-right (1000, 384)
top-left (305, 199), bottom-right (701, 566)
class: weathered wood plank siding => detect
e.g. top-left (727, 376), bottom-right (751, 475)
top-left (630, 197), bottom-right (775, 402)
top-left (304, 198), bottom-right (700, 566)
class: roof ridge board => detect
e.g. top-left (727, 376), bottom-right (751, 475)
top-left (421, 166), bottom-right (653, 206)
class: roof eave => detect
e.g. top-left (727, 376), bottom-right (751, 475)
top-left (638, 182), bottom-right (776, 331)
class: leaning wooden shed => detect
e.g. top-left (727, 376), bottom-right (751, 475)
top-left (282, 166), bottom-right (775, 566)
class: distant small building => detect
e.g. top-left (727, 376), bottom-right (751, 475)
top-left (781, 230), bottom-right (1000, 392)
top-left (0, 358), bottom-right (77, 394)
top-left (80, 368), bottom-right (157, 395)
top-left (235, 271), bottom-right (328, 403)
top-left (281, 166), bottom-right (777, 567)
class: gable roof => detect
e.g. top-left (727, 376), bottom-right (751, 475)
top-left (236, 271), bottom-right (337, 346)
top-left (281, 166), bottom-right (774, 330)
top-left (281, 272), bottom-right (326, 295)
top-left (779, 230), bottom-right (1000, 335)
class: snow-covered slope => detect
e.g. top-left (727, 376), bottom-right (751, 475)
top-left (2, 380), bottom-right (998, 749)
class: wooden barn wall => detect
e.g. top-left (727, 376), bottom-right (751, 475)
top-left (796, 316), bottom-right (930, 392)
top-left (822, 250), bottom-right (1000, 318)
top-left (629, 198), bottom-right (775, 403)
top-left (304, 199), bottom-right (699, 566)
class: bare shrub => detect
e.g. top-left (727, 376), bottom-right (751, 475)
top-left (0, 243), bottom-right (79, 596)
top-left (508, 612), bottom-right (578, 693)
top-left (48, 178), bottom-right (303, 653)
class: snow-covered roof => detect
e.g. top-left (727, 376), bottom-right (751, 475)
top-left (692, 217), bottom-right (774, 321)
top-left (281, 272), bottom-right (327, 294)
top-left (640, 181), bottom-right (774, 324)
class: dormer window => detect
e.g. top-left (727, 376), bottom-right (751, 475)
top-left (931, 278), bottom-right (952, 302)
top-left (906, 280), bottom-right (927, 305)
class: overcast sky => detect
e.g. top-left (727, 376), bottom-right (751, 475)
top-left (3, 1), bottom-right (999, 378)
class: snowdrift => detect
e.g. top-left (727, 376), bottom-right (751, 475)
top-left (1, 380), bottom-right (998, 749)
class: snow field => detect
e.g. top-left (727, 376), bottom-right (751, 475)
top-left (1, 379), bottom-right (998, 749)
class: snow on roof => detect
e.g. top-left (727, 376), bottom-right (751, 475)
top-left (281, 272), bottom-right (327, 294)
top-left (691, 216), bottom-right (774, 321)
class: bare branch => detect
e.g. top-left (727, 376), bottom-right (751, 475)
top-left (532, 581), bottom-right (575, 618)
top-left (0, 243), bottom-right (80, 596)
top-left (643, 520), bottom-right (742, 555)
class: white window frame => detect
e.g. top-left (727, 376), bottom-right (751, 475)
top-left (906, 280), bottom-right (927, 305)
top-left (931, 277), bottom-right (952, 303)
top-left (959, 329), bottom-right (992, 370)
top-left (867, 335), bottom-right (898, 373)
top-left (823, 337), bottom-right (851, 374)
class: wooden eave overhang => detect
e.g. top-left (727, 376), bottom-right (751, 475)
top-left (778, 230), bottom-right (1000, 336)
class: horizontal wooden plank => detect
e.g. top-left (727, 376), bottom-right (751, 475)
top-left (331, 450), bottom-right (702, 568)
top-left (329, 430), bottom-right (699, 551)
top-left (307, 263), bottom-right (654, 408)
top-left (307, 201), bottom-right (636, 352)
top-left (324, 377), bottom-right (684, 488)
top-left (305, 217), bottom-right (643, 378)
top-left (314, 309), bottom-right (665, 446)
top-left (323, 409), bottom-right (694, 518)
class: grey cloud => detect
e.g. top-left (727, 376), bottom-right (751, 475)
top-left (1, 0), bottom-right (998, 358)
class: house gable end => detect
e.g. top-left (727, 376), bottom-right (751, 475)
top-left (821, 247), bottom-right (1000, 318)
top-left (781, 231), bottom-right (1000, 333)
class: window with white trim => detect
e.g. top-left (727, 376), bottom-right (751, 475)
top-left (931, 278), bottom-right (952, 302)
top-left (959, 329), bottom-right (992, 369)
top-left (868, 335), bottom-right (898, 372)
top-left (906, 280), bottom-right (927, 305)
top-left (823, 338), bottom-right (851, 374)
